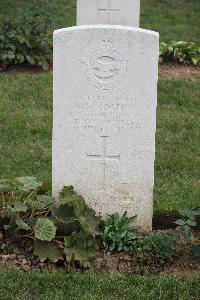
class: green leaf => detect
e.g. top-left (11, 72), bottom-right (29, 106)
top-left (74, 199), bottom-right (100, 236)
top-left (109, 243), bottom-right (115, 252)
top-left (187, 219), bottom-right (197, 227)
top-left (76, 206), bottom-right (100, 237)
top-left (51, 203), bottom-right (76, 225)
top-left (127, 232), bottom-right (138, 240)
top-left (59, 186), bottom-right (76, 203)
top-left (17, 54), bottom-right (25, 63)
top-left (128, 215), bottom-right (137, 223)
top-left (17, 177), bottom-right (42, 192)
top-left (7, 52), bottom-right (15, 60)
top-left (34, 218), bottom-right (56, 241)
top-left (1, 53), bottom-right (8, 61)
top-left (64, 231), bottom-right (97, 266)
top-left (40, 180), bottom-right (52, 193)
top-left (29, 195), bottom-right (54, 211)
top-left (192, 208), bottom-right (200, 216)
top-left (174, 219), bottom-right (185, 226)
top-left (25, 55), bottom-right (35, 65)
top-left (64, 246), bottom-right (96, 267)
top-left (16, 218), bottom-right (31, 230)
top-left (29, 200), bottom-right (47, 210)
top-left (191, 56), bottom-right (199, 65)
top-left (181, 225), bottom-right (192, 241)
top-left (58, 186), bottom-right (100, 236)
top-left (33, 240), bottom-right (64, 262)
top-left (179, 208), bottom-right (194, 219)
top-left (37, 195), bottom-right (54, 205)
top-left (11, 202), bottom-right (28, 213)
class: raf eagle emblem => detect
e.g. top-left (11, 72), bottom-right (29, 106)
top-left (80, 40), bottom-right (128, 90)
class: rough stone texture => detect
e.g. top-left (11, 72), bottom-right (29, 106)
top-left (53, 25), bottom-right (159, 231)
top-left (77, 0), bottom-right (140, 27)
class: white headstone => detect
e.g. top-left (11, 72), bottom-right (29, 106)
top-left (53, 25), bottom-right (159, 231)
top-left (77, 0), bottom-right (140, 27)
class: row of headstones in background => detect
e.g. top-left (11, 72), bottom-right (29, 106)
top-left (53, 25), bottom-right (159, 231)
top-left (77, 0), bottom-right (140, 27)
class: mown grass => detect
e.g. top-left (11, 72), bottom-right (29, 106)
top-left (0, 74), bottom-right (52, 180)
top-left (140, 0), bottom-right (200, 43)
top-left (155, 80), bottom-right (200, 211)
top-left (0, 271), bottom-right (199, 300)
top-left (0, 0), bottom-right (199, 42)
top-left (0, 74), bottom-right (199, 212)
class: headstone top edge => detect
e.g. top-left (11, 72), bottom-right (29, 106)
top-left (53, 25), bottom-right (159, 38)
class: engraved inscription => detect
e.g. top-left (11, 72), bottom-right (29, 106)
top-left (86, 136), bottom-right (120, 190)
top-left (80, 40), bottom-right (127, 90)
top-left (67, 95), bottom-right (141, 133)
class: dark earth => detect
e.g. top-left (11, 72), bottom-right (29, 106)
top-left (0, 230), bottom-right (199, 276)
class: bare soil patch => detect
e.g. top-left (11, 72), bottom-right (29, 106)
top-left (159, 63), bottom-right (200, 80)
top-left (92, 245), bottom-right (200, 276)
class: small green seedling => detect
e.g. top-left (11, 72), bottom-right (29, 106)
top-left (175, 207), bottom-right (200, 241)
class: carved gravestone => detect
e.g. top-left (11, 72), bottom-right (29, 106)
top-left (77, 0), bottom-right (140, 27)
top-left (53, 25), bottom-right (159, 230)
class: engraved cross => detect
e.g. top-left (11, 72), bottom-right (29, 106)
top-left (86, 136), bottom-right (120, 190)
top-left (98, 0), bottom-right (119, 24)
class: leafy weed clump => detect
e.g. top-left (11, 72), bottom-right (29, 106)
top-left (160, 41), bottom-right (200, 65)
top-left (0, 8), bottom-right (52, 71)
top-left (0, 177), bottom-right (100, 267)
top-left (1, 177), bottom-right (199, 270)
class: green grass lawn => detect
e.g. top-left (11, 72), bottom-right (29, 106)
top-left (0, 74), bottom-right (199, 212)
top-left (0, 271), bottom-right (199, 300)
top-left (0, 0), bottom-right (199, 42)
